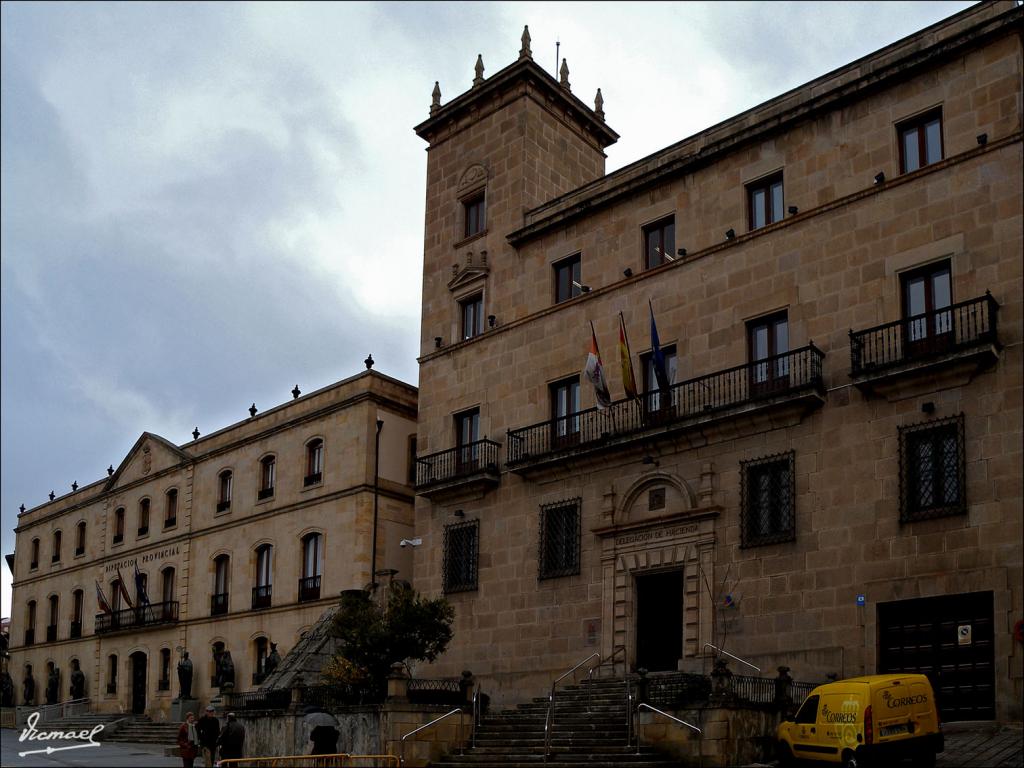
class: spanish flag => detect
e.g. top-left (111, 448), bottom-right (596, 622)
top-left (95, 581), bottom-right (112, 614)
top-left (618, 312), bottom-right (638, 399)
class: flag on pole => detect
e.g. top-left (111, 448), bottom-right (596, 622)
top-left (134, 562), bottom-right (151, 606)
top-left (618, 312), bottom-right (638, 400)
top-left (116, 566), bottom-right (135, 610)
top-left (649, 300), bottom-right (671, 392)
top-left (583, 321), bottom-right (612, 409)
top-left (95, 581), bottom-right (112, 614)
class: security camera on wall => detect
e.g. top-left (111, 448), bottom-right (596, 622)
top-left (399, 537), bottom-right (422, 548)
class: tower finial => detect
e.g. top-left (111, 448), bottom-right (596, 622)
top-left (430, 81), bottom-right (441, 115)
top-left (473, 54), bottom-right (484, 87)
top-left (520, 25), bottom-right (532, 59)
top-left (559, 58), bottom-right (570, 90)
top-left (594, 88), bottom-right (605, 120)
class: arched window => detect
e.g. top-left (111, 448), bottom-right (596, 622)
top-left (212, 555), bottom-right (230, 615)
top-left (111, 579), bottom-right (123, 613)
top-left (217, 471), bottom-right (232, 512)
top-left (165, 489), bottom-right (178, 528)
top-left (138, 498), bottom-right (150, 536)
top-left (75, 522), bottom-right (86, 556)
top-left (30, 538), bottom-right (40, 570)
top-left (51, 530), bottom-right (62, 563)
top-left (258, 456), bottom-right (276, 500)
top-left (161, 567), bottom-right (176, 614)
top-left (299, 533), bottom-right (323, 602)
top-left (136, 572), bottom-right (149, 606)
top-left (253, 544), bottom-right (273, 609)
top-left (305, 439), bottom-right (324, 486)
top-left (158, 648), bottom-right (171, 691)
top-left (114, 508), bottom-right (125, 544)
top-left (254, 636), bottom-right (269, 684)
top-left (26, 600), bottom-right (36, 645)
top-left (107, 654), bottom-right (118, 693)
top-left (71, 590), bottom-right (84, 638)
top-left (47, 595), bottom-right (59, 641)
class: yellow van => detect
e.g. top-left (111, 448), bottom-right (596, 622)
top-left (776, 673), bottom-right (943, 768)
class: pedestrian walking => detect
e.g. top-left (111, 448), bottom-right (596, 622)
top-left (177, 711), bottom-right (200, 768)
top-left (197, 705), bottom-right (220, 768)
top-left (217, 711), bottom-right (246, 761)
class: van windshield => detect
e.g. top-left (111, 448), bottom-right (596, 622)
top-left (795, 694), bottom-right (820, 724)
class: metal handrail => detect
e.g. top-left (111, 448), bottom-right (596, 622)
top-left (633, 703), bottom-right (700, 755)
top-left (217, 756), bottom-right (400, 767)
top-left (472, 687), bottom-right (484, 748)
top-left (544, 652), bottom-right (600, 760)
top-left (703, 642), bottom-right (760, 672)
top-left (400, 708), bottom-right (465, 766)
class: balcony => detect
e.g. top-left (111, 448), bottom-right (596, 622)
top-left (298, 575), bottom-right (321, 603)
top-left (210, 592), bottom-right (229, 616)
top-left (507, 345), bottom-right (826, 475)
top-left (30, 561), bottom-right (38, 571)
top-left (164, 516), bottom-right (177, 528)
top-left (304, 472), bottom-right (322, 487)
top-left (70, 621), bottom-right (82, 639)
top-left (257, 487), bottom-right (274, 501)
top-left (51, 553), bottom-right (60, 564)
top-left (252, 585), bottom-right (272, 610)
top-left (75, 546), bottom-right (84, 557)
top-left (46, 624), bottom-right (57, 642)
top-left (24, 629), bottom-right (34, 646)
top-left (95, 601), bottom-right (179, 635)
top-left (850, 294), bottom-right (1000, 397)
top-left (415, 439), bottom-right (501, 500)
top-left (137, 525), bottom-right (149, 537)
top-left (113, 533), bottom-right (123, 545)
top-left (216, 500), bottom-right (231, 513)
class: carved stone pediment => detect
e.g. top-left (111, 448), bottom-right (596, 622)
top-left (448, 250), bottom-right (490, 292)
top-left (457, 163), bottom-right (488, 193)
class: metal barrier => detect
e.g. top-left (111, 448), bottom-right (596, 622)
top-left (633, 702), bottom-right (700, 755)
top-left (399, 708), bottom-right (466, 766)
top-left (217, 756), bottom-right (399, 767)
top-left (14, 697), bottom-right (91, 728)
top-left (543, 652), bottom-right (600, 760)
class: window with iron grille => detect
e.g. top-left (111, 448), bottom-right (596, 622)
top-left (443, 519), bottom-right (478, 594)
top-left (539, 499), bottom-right (581, 580)
top-left (899, 414), bottom-right (965, 523)
top-left (740, 451), bottom-right (795, 547)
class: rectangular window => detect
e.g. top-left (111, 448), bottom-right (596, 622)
top-left (643, 216), bottom-right (675, 269)
top-left (460, 293), bottom-right (484, 340)
top-left (901, 260), bottom-right (953, 358)
top-left (259, 458), bottom-right (275, 499)
top-left (748, 172), bottom-right (784, 230)
top-left (463, 192), bottom-right (485, 238)
top-left (443, 519), bottom-right (479, 593)
top-left (550, 376), bottom-right (581, 444)
top-left (740, 451), bottom-right (796, 547)
top-left (553, 254), bottom-right (582, 304)
top-left (747, 311), bottom-right (789, 394)
top-left (165, 490), bottom-right (178, 528)
top-left (539, 499), bottom-right (581, 580)
top-left (138, 499), bottom-right (150, 536)
top-left (899, 108), bottom-right (943, 173)
top-left (114, 508), bottom-right (124, 544)
top-left (455, 409), bottom-right (481, 471)
top-left (641, 345), bottom-right (678, 417)
top-left (899, 414), bottom-right (965, 523)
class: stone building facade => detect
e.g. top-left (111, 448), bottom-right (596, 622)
top-left (7, 369), bottom-right (418, 720)
top-left (411, 1), bottom-right (1022, 723)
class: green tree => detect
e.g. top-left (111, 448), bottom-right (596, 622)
top-left (324, 583), bottom-right (454, 692)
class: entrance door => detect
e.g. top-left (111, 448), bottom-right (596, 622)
top-left (635, 570), bottom-right (684, 672)
top-left (130, 652), bottom-right (147, 715)
top-left (877, 591), bottom-right (994, 721)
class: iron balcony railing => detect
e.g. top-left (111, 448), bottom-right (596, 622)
top-left (304, 472), bottom-right (322, 487)
top-left (508, 345), bottom-right (824, 465)
top-left (211, 593), bottom-right (229, 616)
top-left (229, 687), bottom-right (291, 712)
top-left (164, 516), bottom-right (176, 529)
top-left (257, 487), bottom-right (274, 501)
top-left (298, 575), bottom-right (321, 603)
top-left (416, 439), bottom-right (501, 488)
top-left (95, 601), bottom-right (179, 634)
top-left (216, 500), bottom-right (231, 513)
top-left (106, 682), bottom-right (117, 694)
top-left (252, 585), bottom-right (272, 610)
top-left (850, 293), bottom-right (998, 376)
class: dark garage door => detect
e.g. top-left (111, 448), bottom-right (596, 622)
top-left (878, 591), bottom-right (994, 721)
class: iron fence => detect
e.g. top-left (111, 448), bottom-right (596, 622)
top-left (508, 345), bottom-right (824, 465)
top-left (850, 293), bottom-right (998, 376)
top-left (230, 687), bottom-right (292, 711)
top-left (301, 682), bottom-right (384, 708)
top-left (408, 678), bottom-right (465, 705)
top-left (415, 439), bottom-right (501, 488)
top-left (298, 576), bottom-right (322, 603)
top-left (95, 601), bottom-right (179, 634)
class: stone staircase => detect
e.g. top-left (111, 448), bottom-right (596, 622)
top-left (34, 711), bottom-right (125, 733)
top-left (432, 677), bottom-right (682, 768)
top-left (101, 714), bottom-right (181, 746)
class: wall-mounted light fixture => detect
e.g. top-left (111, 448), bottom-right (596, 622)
top-left (572, 280), bottom-right (591, 293)
top-left (788, 205), bottom-right (798, 215)
top-left (725, 229), bottom-right (735, 240)
top-left (623, 267), bottom-right (633, 278)
top-left (874, 172), bottom-right (886, 185)
top-left (676, 248), bottom-right (687, 258)
top-left (921, 401), bottom-right (936, 414)
top-left (399, 537), bottom-right (423, 548)
top-left (977, 133), bottom-right (988, 146)
top-left (487, 315), bottom-right (496, 328)
top-left (453, 509), bottom-right (465, 518)
top-left (434, 336), bottom-right (443, 348)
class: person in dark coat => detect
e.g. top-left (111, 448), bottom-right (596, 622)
top-left (176, 712), bottom-right (199, 768)
top-left (196, 705), bottom-right (220, 768)
top-left (217, 712), bottom-right (245, 760)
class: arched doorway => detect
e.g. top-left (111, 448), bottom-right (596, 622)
top-left (129, 651), bottom-right (147, 715)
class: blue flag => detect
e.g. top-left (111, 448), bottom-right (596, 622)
top-left (649, 301), bottom-right (670, 392)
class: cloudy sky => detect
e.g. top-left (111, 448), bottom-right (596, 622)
top-left (0, 1), bottom-right (976, 614)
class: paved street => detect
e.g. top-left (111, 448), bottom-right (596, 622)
top-left (936, 721), bottom-right (1023, 768)
top-left (0, 729), bottom-right (178, 768)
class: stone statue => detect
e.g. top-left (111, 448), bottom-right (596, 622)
top-left (69, 660), bottom-right (86, 700)
top-left (0, 670), bottom-right (14, 707)
top-left (177, 651), bottom-right (194, 699)
top-left (45, 664), bottom-right (60, 705)
top-left (23, 666), bottom-right (35, 705)
top-left (264, 643), bottom-right (281, 677)
top-left (218, 650), bottom-right (235, 693)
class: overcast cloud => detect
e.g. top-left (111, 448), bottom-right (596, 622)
top-left (0, 1), bottom-right (976, 614)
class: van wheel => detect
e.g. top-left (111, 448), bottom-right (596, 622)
top-left (841, 750), bottom-right (866, 768)
top-left (912, 752), bottom-right (936, 768)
